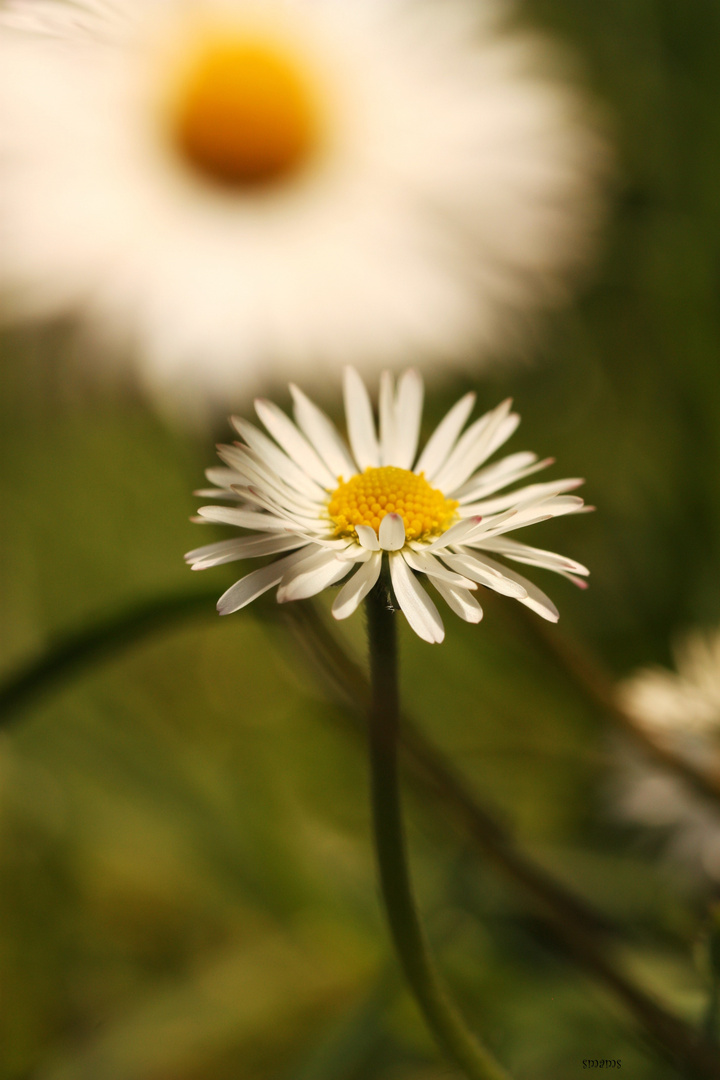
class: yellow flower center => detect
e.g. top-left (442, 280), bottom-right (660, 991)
top-left (328, 466), bottom-right (459, 542)
top-left (171, 39), bottom-right (319, 188)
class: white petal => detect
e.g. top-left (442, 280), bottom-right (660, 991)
top-left (455, 453), bottom-right (548, 503)
top-left (428, 401), bottom-right (505, 490)
top-left (196, 505), bottom-right (292, 531)
top-left (231, 416), bottom-right (327, 501)
top-left (478, 413), bottom-right (522, 467)
top-left (462, 477), bottom-right (584, 517)
top-left (218, 444), bottom-right (322, 516)
top-left (186, 537), bottom-right (250, 564)
top-left (205, 466), bottom-right (245, 491)
top-left (332, 552), bottom-right (383, 620)
top-left (290, 384), bottom-right (356, 480)
top-left (355, 524), bottom-right (381, 551)
top-left (402, 547), bottom-right (476, 588)
top-left (391, 369), bottom-right (424, 470)
top-left (378, 371), bottom-right (396, 466)
top-left (336, 545), bottom-right (373, 562)
top-left (237, 486), bottom-right (329, 534)
top-left (390, 552), bottom-right (445, 644)
top-left (434, 402), bottom-right (519, 494)
top-left (216, 549), bottom-right (313, 615)
top-left (415, 392), bottom-right (476, 480)
top-left (471, 536), bottom-right (590, 577)
top-left (379, 512), bottom-right (406, 551)
top-left (277, 549), bottom-right (352, 602)
top-left (478, 495), bottom-right (586, 538)
top-left (426, 516), bottom-right (482, 551)
top-left (254, 398), bottom-right (335, 487)
top-left (440, 552), bottom-right (528, 599)
top-left (186, 534), bottom-right (309, 569)
top-left (430, 579), bottom-right (484, 623)
top-left (193, 488), bottom-right (244, 501)
top-left (465, 552), bottom-right (560, 622)
top-left (343, 367), bottom-right (379, 470)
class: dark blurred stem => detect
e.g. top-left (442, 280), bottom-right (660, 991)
top-left (4, 589), bottom-right (720, 1074)
top-left (283, 600), bottom-right (720, 1080)
top-left (0, 590), bottom-right (218, 724)
top-left (365, 581), bottom-right (512, 1080)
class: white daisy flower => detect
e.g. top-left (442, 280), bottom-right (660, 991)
top-left (611, 628), bottom-right (720, 884)
top-left (611, 747), bottom-right (720, 885)
top-left (186, 367), bottom-right (590, 643)
top-left (619, 628), bottom-right (720, 744)
top-left (0, 0), bottom-right (604, 405)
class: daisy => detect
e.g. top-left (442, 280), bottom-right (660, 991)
top-left (186, 368), bottom-right (590, 643)
top-left (611, 628), bottom-right (720, 885)
top-left (619, 628), bottom-right (720, 744)
top-left (0, 0), bottom-right (604, 405)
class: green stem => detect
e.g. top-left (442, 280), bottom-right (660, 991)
top-left (365, 581), bottom-right (512, 1080)
top-left (0, 590), bottom-right (218, 724)
top-left (284, 601), bottom-right (720, 1079)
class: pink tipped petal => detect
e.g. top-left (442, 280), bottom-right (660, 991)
top-left (471, 535), bottom-right (590, 577)
top-left (478, 495), bottom-right (586, 539)
top-left (379, 512), bottom-right (406, 551)
top-left (426, 515), bottom-right (482, 551)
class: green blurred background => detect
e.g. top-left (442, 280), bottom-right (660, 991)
top-left (3, 1), bottom-right (720, 1077)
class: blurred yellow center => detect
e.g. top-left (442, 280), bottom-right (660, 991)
top-left (328, 467), bottom-right (459, 541)
top-left (173, 40), bottom-right (318, 187)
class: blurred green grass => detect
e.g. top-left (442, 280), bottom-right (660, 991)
top-left (3, 0), bottom-right (720, 1077)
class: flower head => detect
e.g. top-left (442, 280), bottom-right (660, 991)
top-left (187, 368), bottom-right (589, 643)
top-left (0, 0), bottom-right (604, 405)
top-left (619, 628), bottom-right (720, 744)
top-left (611, 628), bottom-right (720, 884)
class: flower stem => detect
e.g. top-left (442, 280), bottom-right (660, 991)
top-left (0, 590), bottom-right (218, 725)
top-left (365, 581), bottom-right (512, 1080)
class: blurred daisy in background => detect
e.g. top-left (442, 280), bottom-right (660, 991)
top-left (612, 628), bottom-right (720, 885)
top-left (187, 367), bottom-right (589, 643)
top-left (0, 0), bottom-right (605, 408)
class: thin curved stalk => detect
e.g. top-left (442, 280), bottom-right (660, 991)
top-left (283, 600), bottom-right (720, 1079)
top-left (2, 590), bottom-right (719, 1074)
top-left (0, 590), bottom-right (218, 723)
top-left (365, 580), bottom-right (512, 1080)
